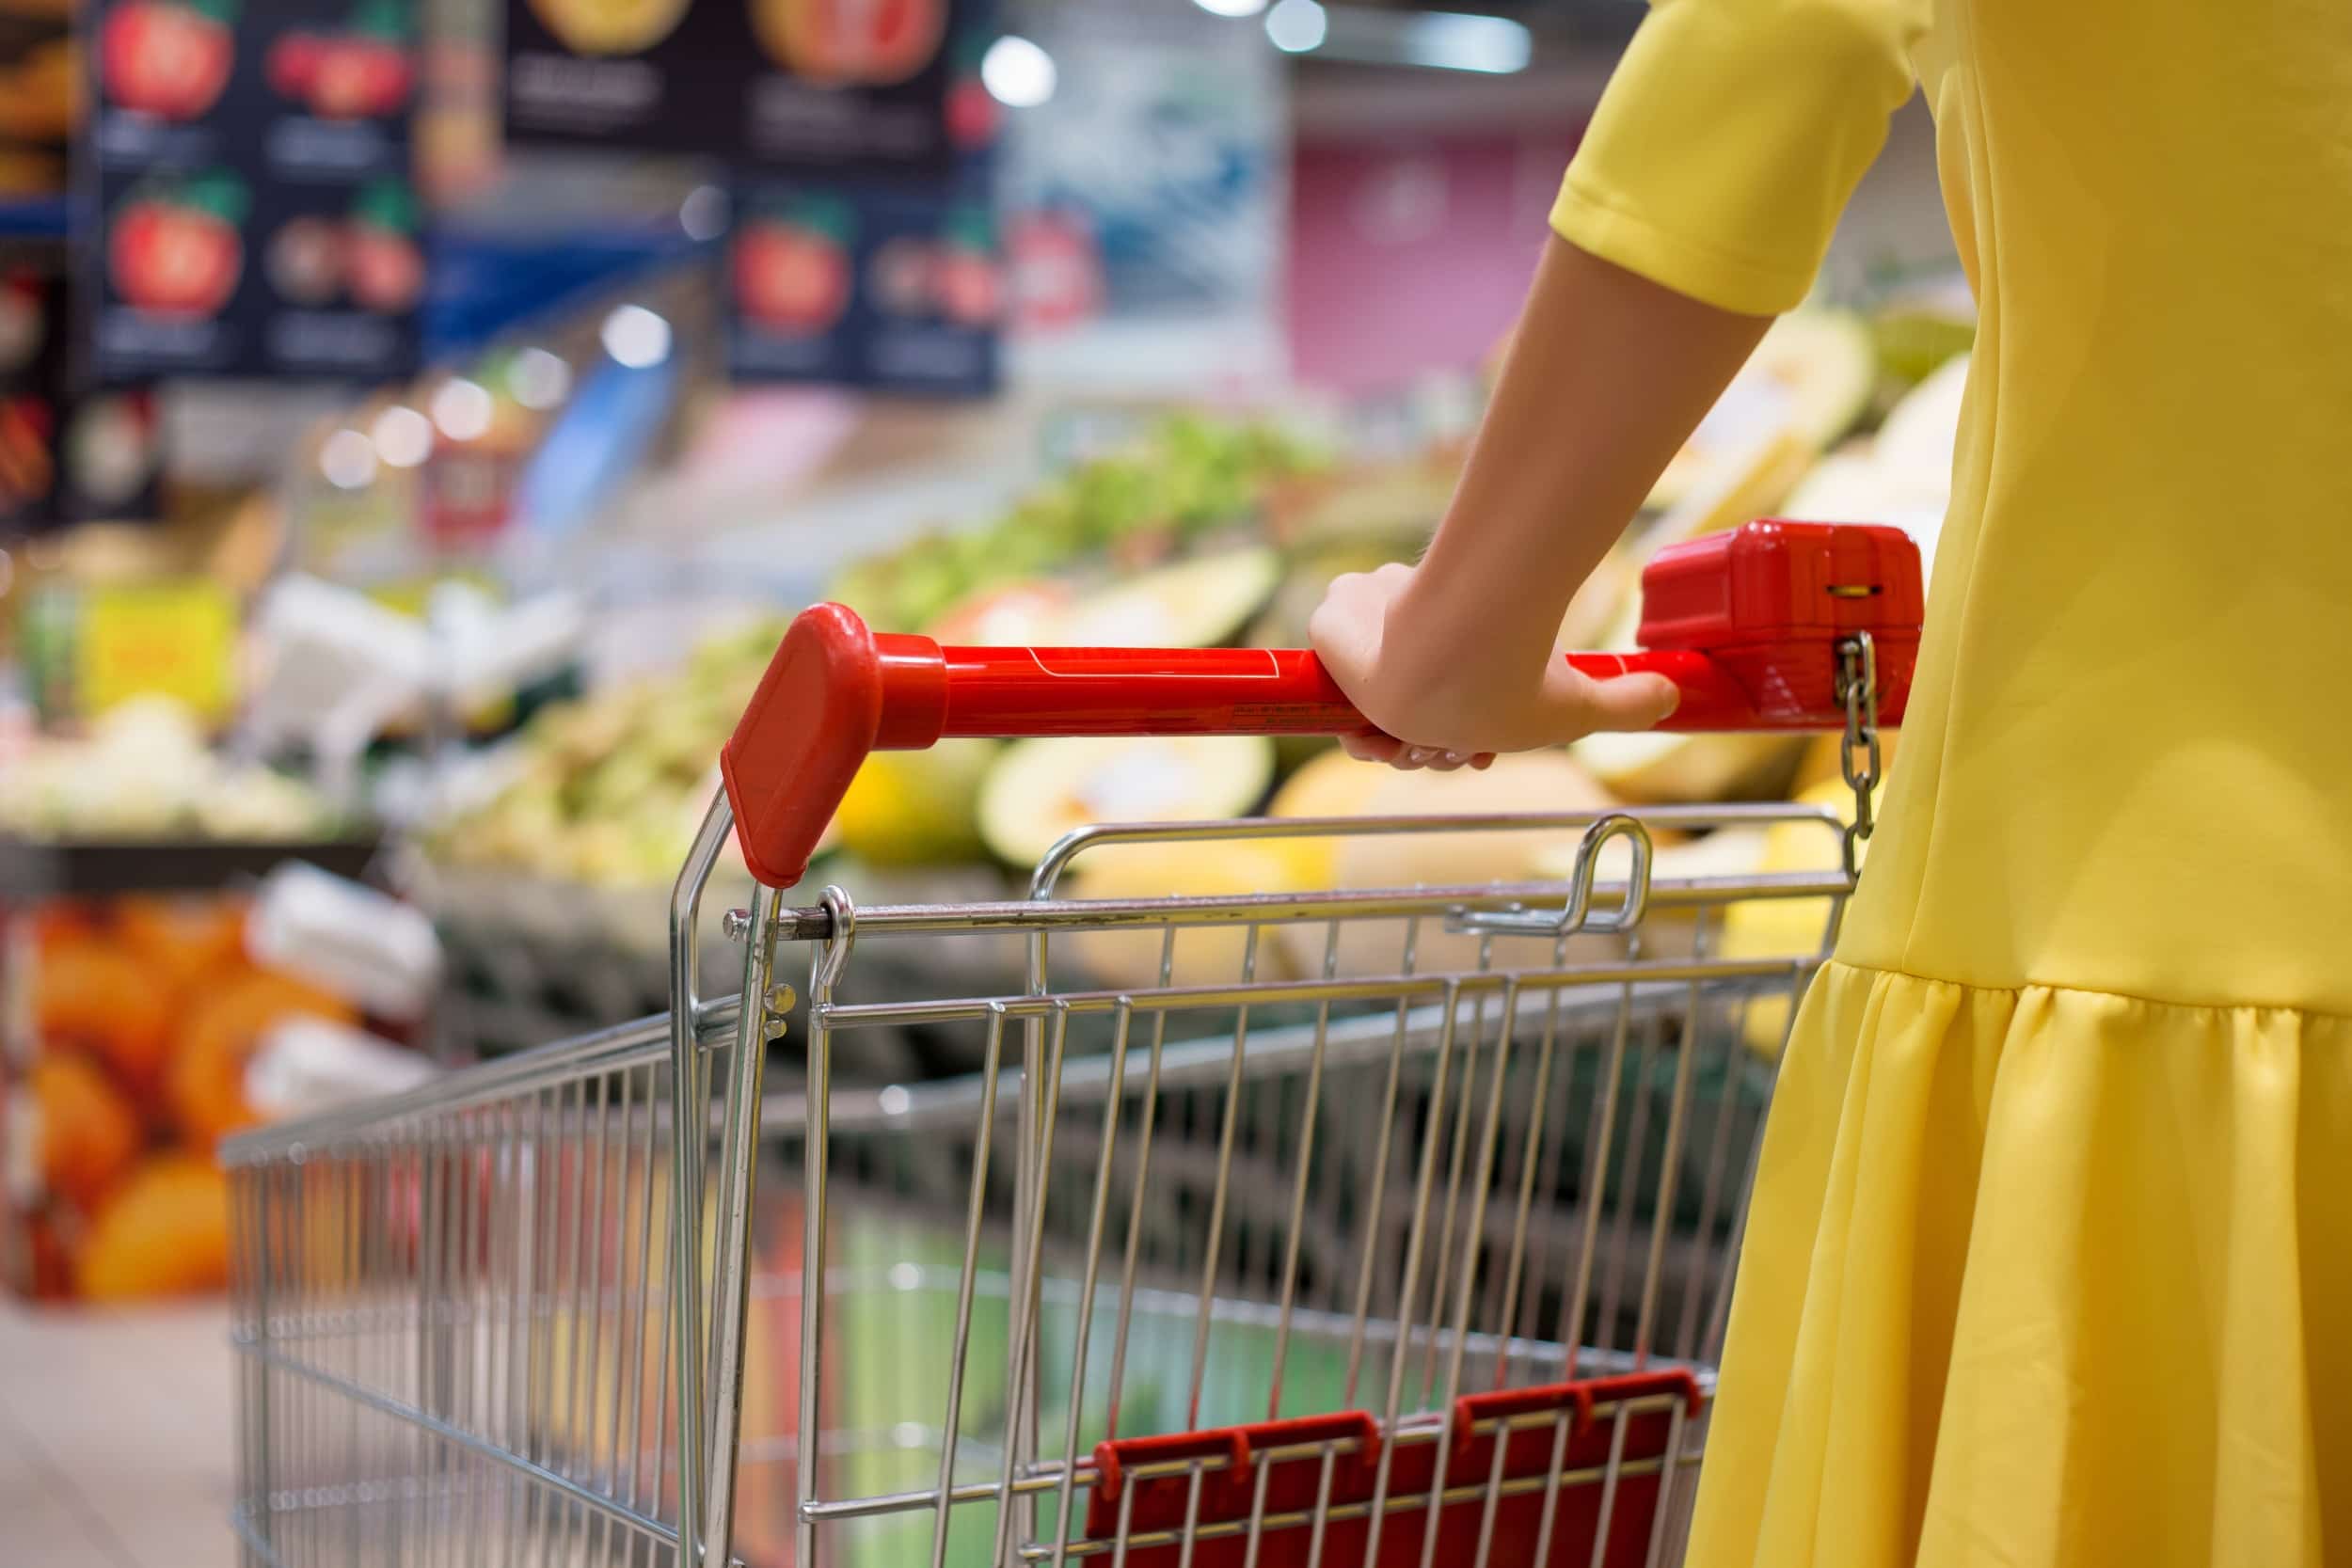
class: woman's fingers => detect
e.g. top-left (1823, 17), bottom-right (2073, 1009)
top-left (1551, 668), bottom-right (1680, 733)
top-left (1339, 731), bottom-right (1406, 765)
top-left (1340, 733), bottom-right (1494, 772)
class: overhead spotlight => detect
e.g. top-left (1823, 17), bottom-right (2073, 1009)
top-left (511, 347), bottom-right (571, 409)
top-left (600, 305), bottom-right (673, 370)
top-left (1264, 0), bottom-right (1327, 53)
top-left (319, 428), bottom-right (376, 489)
top-left (980, 35), bottom-right (1056, 107)
top-left (1308, 7), bottom-right (1532, 73)
top-left (370, 405), bottom-right (432, 468)
top-left (430, 378), bottom-right (494, 442)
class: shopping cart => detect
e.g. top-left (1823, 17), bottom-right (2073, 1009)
top-left (223, 519), bottom-right (1921, 1568)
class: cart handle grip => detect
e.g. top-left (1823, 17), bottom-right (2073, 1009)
top-left (723, 519), bottom-right (1923, 889)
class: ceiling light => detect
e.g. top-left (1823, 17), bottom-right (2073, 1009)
top-left (600, 305), bottom-right (672, 370)
top-left (430, 378), bottom-right (494, 442)
top-left (370, 406), bottom-right (432, 468)
top-left (980, 35), bottom-right (1056, 107)
top-left (319, 429), bottom-right (376, 489)
top-left (1265, 0), bottom-right (1327, 53)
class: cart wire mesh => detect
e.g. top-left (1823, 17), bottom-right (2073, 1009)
top-left (226, 801), bottom-right (1854, 1568)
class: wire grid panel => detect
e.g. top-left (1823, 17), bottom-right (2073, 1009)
top-left (222, 803), bottom-right (1852, 1568)
top-left (770, 811), bottom-right (1846, 1568)
top-left (227, 1014), bottom-right (727, 1568)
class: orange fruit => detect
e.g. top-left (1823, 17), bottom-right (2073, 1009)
top-left (32, 902), bottom-right (103, 957)
top-left (24, 1213), bottom-right (74, 1300)
top-left (75, 1153), bottom-right (231, 1301)
top-left (34, 940), bottom-right (172, 1101)
top-left (168, 969), bottom-right (357, 1148)
top-left (116, 895), bottom-right (250, 994)
top-left (29, 1055), bottom-right (141, 1212)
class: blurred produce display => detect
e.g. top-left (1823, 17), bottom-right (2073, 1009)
top-left (419, 308), bottom-right (1966, 926)
top-left (409, 302), bottom-right (1966, 1015)
top-left (422, 614), bottom-right (787, 887)
top-left (0, 696), bottom-right (338, 841)
top-left (3, 891), bottom-right (381, 1300)
top-left (826, 414), bottom-right (1322, 634)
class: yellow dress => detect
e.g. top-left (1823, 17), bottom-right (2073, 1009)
top-left (1552, 2), bottom-right (2352, 1563)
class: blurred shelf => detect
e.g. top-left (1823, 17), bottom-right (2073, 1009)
top-left (0, 835), bottom-right (382, 898)
top-left (0, 198), bottom-right (67, 240)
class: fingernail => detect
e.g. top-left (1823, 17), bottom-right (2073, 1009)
top-left (1442, 752), bottom-right (1468, 767)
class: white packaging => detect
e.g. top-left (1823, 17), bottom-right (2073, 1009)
top-left (247, 863), bottom-right (442, 1022)
top-left (245, 1016), bottom-right (439, 1121)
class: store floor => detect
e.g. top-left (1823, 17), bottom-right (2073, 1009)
top-left (0, 1298), bottom-right (235, 1568)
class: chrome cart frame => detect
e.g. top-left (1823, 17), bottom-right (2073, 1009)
top-left (226, 795), bottom-right (1863, 1568)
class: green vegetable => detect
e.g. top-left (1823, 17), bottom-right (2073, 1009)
top-left (824, 416), bottom-right (1324, 633)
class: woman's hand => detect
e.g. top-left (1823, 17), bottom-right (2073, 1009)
top-left (1299, 237), bottom-right (1770, 771)
top-left (1309, 560), bottom-right (1678, 769)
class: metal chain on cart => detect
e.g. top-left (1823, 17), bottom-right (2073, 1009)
top-left (1836, 629), bottom-right (1882, 880)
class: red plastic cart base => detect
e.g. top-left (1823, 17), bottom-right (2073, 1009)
top-left (1082, 1370), bottom-right (1705, 1568)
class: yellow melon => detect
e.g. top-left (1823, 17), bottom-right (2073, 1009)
top-left (1059, 837), bottom-right (1329, 990)
top-left (1577, 424), bottom-right (1819, 805)
top-left (1268, 750), bottom-right (1623, 977)
top-left (833, 739), bottom-right (997, 866)
top-left (1719, 778), bottom-right (1886, 1055)
top-left (1645, 310), bottom-right (1876, 511)
top-left (977, 735), bottom-right (1277, 870)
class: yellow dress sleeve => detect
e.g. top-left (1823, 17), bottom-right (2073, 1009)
top-left (1552, 0), bottom-right (1931, 315)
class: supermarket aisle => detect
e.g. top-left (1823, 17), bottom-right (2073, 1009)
top-left (0, 1299), bottom-right (236, 1568)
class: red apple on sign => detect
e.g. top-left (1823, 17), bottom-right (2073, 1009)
top-left (734, 198), bottom-right (853, 336)
top-left (266, 215), bottom-right (343, 305)
top-left (768, 0), bottom-right (942, 86)
top-left (1009, 210), bottom-right (1100, 333)
top-left (932, 208), bottom-right (1000, 328)
top-left (867, 236), bottom-right (933, 319)
top-left (272, 0), bottom-right (413, 119)
top-left (266, 28), bottom-right (326, 98)
top-left (110, 174), bottom-right (246, 318)
top-left (309, 35), bottom-right (411, 118)
top-left (344, 180), bottom-right (423, 312)
top-left (103, 0), bottom-right (235, 120)
top-left (946, 76), bottom-right (996, 150)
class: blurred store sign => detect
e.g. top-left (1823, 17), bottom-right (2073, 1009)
top-left (0, 5), bottom-right (74, 207)
top-left (724, 172), bottom-right (999, 396)
top-left (1, 237), bottom-right (167, 527)
top-left (19, 575), bottom-right (239, 722)
top-left (0, 245), bottom-right (68, 530)
top-left (501, 0), bottom-right (973, 176)
top-left (78, 0), bottom-right (423, 385)
top-left (423, 219), bottom-right (699, 357)
top-left (718, 4), bottom-right (1002, 397)
top-left (999, 0), bottom-right (1287, 397)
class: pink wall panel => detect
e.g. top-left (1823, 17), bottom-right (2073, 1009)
top-left (1287, 126), bottom-right (1582, 395)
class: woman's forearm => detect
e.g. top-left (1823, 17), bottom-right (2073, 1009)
top-left (1391, 237), bottom-right (1775, 696)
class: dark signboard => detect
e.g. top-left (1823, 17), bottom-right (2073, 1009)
top-left (503, 0), bottom-right (968, 174)
top-left (82, 0), bottom-right (421, 382)
top-left (725, 170), bottom-right (996, 395)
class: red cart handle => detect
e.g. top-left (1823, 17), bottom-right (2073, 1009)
top-left (723, 519), bottom-right (1923, 889)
